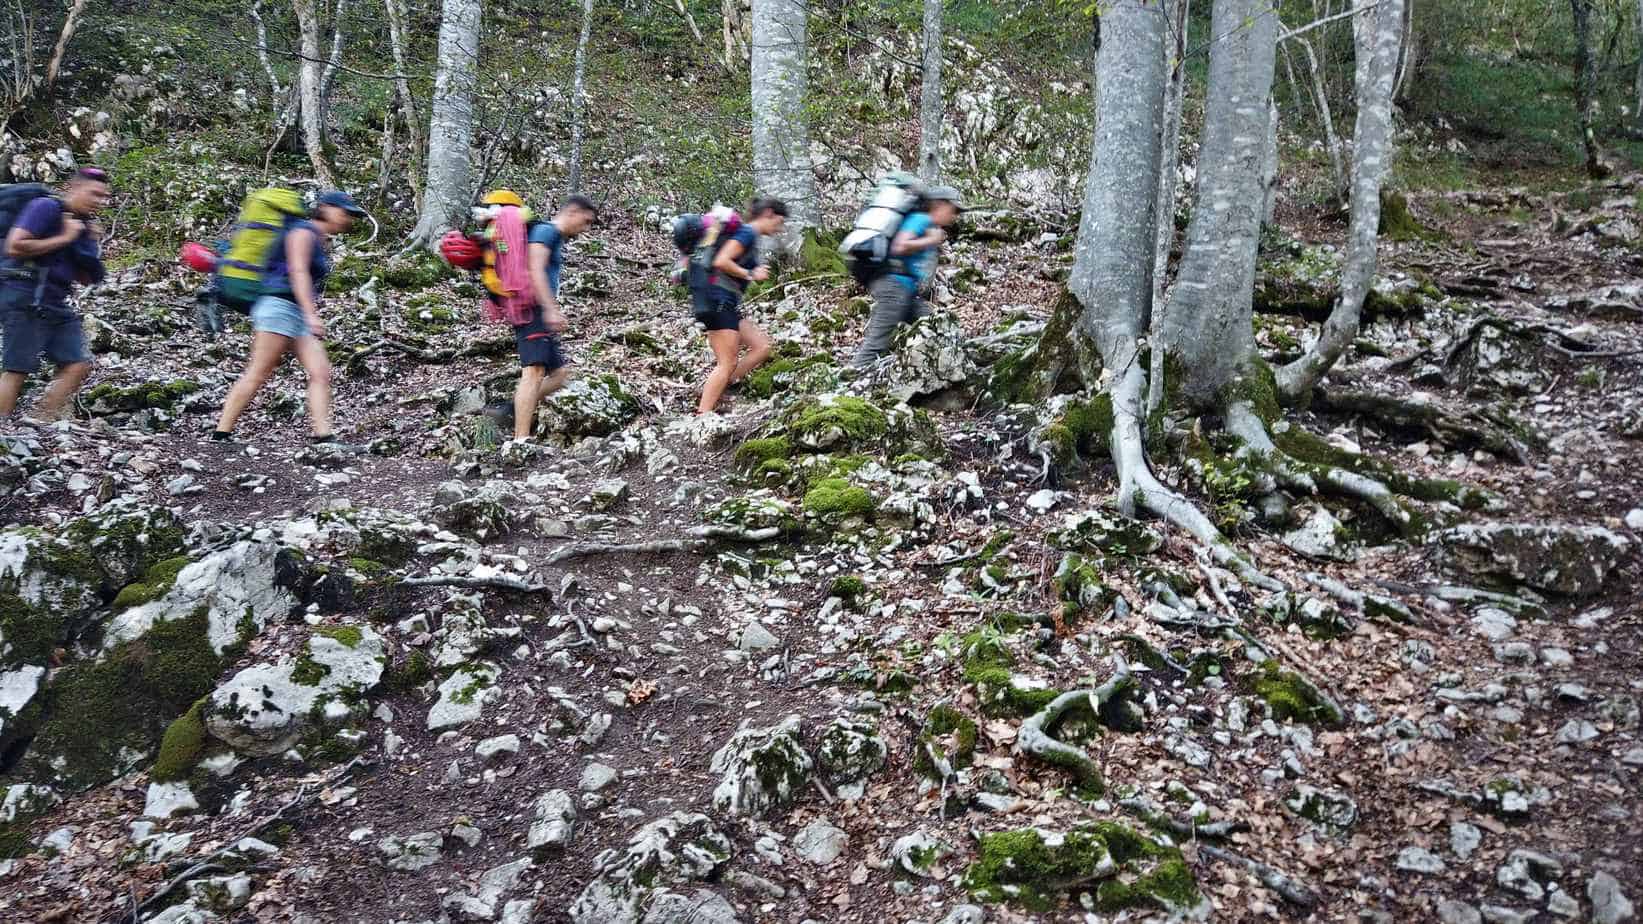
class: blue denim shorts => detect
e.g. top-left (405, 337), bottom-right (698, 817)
top-left (250, 295), bottom-right (312, 339)
top-left (1, 288), bottom-right (89, 374)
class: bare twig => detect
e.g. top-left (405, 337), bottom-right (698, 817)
top-left (542, 525), bottom-right (780, 565)
top-left (400, 574), bottom-right (551, 593)
top-left (1199, 843), bottom-right (1320, 907)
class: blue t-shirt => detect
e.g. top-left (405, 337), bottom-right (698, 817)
top-left (260, 221), bottom-right (330, 300)
top-left (2, 197), bottom-right (104, 307)
top-left (705, 225), bottom-right (760, 307)
top-left (893, 212), bottom-right (935, 290)
top-left (528, 221), bottom-right (565, 296)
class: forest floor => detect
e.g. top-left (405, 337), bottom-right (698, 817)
top-left (1, 176), bottom-right (1641, 924)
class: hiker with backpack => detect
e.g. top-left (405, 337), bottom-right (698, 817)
top-left (190, 187), bottom-right (307, 338)
top-left (212, 191), bottom-right (367, 444)
top-left (448, 190), bottom-right (598, 442)
top-left (0, 167), bottom-right (111, 422)
top-left (685, 197), bottom-right (787, 416)
top-left (846, 183), bottom-right (964, 369)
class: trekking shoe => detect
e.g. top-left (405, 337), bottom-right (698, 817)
top-left (481, 401), bottom-right (516, 428)
top-left (193, 298), bottom-right (225, 338)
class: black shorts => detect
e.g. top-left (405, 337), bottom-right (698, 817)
top-left (694, 305), bottom-right (742, 332)
top-left (513, 310), bottom-right (566, 371)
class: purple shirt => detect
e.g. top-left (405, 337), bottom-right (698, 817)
top-left (4, 197), bottom-right (105, 307)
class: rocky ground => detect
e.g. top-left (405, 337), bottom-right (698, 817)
top-left (2, 182), bottom-right (1641, 924)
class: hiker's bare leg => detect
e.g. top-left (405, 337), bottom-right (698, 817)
top-left (514, 365), bottom-right (545, 440)
top-left (217, 332), bottom-right (290, 433)
top-left (535, 367), bottom-right (569, 403)
top-left (698, 330), bottom-right (740, 415)
top-left (292, 335), bottom-right (334, 438)
top-left (0, 372), bottom-right (25, 417)
top-left (35, 360), bottom-right (91, 421)
top-left (730, 320), bottom-right (772, 383)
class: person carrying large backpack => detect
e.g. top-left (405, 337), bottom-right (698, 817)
top-left (0, 167), bottom-right (110, 422)
top-left (847, 184), bottom-right (964, 369)
top-left (211, 191), bottom-right (366, 444)
top-left (687, 197), bottom-right (786, 416)
top-left (191, 187), bottom-right (307, 338)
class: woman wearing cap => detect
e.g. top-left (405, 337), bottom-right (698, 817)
top-left (213, 191), bottom-right (366, 444)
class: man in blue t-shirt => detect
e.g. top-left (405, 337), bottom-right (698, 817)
top-left (849, 184), bottom-right (964, 369)
top-left (502, 194), bottom-right (597, 441)
top-left (1, 167), bottom-right (110, 421)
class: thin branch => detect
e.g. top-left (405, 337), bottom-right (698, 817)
top-left (1199, 844), bottom-right (1320, 907)
top-left (542, 525), bottom-right (780, 566)
top-left (400, 574), bottom-right (552, 593)
top-left (1279, 0), bottom-right (1382, 42)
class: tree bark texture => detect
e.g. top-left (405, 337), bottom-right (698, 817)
top-left (1569, 0), bottom-right (1605, 176)
top-left (383, 0), bottom-right (424, 205)
top-left (1155, 0), bottom-right (1277, 407)
top-left (722, 0), bottom-right (751, 70)
top-left (751, 0), bottom-right (818, 240)
top-left (568, 0), bottom-right (595, 196)
top-left (1147, 0), bottom-right (1189, 417)
top-left (410, 0), bottom-right (482, 248)
top-left (44, 0), bottom-right (88, 87)
top-left (917, 0), bottom-right (944, 183)
top-left (1277, 0), bottom-right (1405, 400)
top-left (292, 0), bottom-right (337, 186)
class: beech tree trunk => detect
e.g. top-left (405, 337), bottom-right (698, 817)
top-left (1277, 0), bottom-right (1405, 400)
top-left (1154, 0), bottom-right (1277, 407)
top-left (1569, 0), bottom-right (1606, 176)
top-left (409, 0), bottom-right (482, 249)
top-left (917, 0), bottom-right (943, 183)
top-left (568, 0), bottom-right (594, 195)
top-left (44, 0), bottom-right (88, 87)
top-left (384, 0), bottom-right (423, 205)
top-left (751, 0), bottom-right (817, 244)
top-left (292, 0), bottom-right (337, 186)
top-left (1147, 0), bottom-right (1190, 417)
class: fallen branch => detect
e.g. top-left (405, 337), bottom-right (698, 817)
top-left (400, 573), bottom-right (551, 593)
top-left (1015, 654), bottom-right (1131, 786)
top-left (543, 525), bottom-right (780, 565)
top-left (1302, 571), bottom-right (1417, 624)
top-left (1199, 844), bottom-right (1319, 907)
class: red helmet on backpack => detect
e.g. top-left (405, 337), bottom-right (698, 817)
top-left (178, 241), bottom-right (217, 274)
top-left (440, 230), bottom-right (483, 270)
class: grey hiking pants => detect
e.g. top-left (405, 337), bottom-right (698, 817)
top-left (850, 275), bottom-right (928, 368)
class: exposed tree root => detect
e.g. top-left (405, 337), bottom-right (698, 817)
top-left (543, 525), bottom-right (781, 565)
top-left (1118, 795), bottom-right (1250, 842)
top-left (1302, 572), bottom-right (1417, 625)
top-left (1310, 387), bottom-right (1532, 464)
top-left (1015, 653), bottom-right (1132, 787)
top-left (1199, 843), bottom-right (1320, 907)
top-left (1224, 402), bottom-right (1415, 534)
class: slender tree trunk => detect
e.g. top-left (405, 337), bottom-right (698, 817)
top-left (1147, 0), bottom-right (1189, 417)
top-left (1291, 31), bottom-right (1346, 200)
top-left (1277, 0), bottom-right (1405, 400)
top-left (567, 0), bottom-right (594, 196)
top-left (1393, 0), bottom-right (1415, 101)
top-left (383, 0), bottom-right (423, 205)
top-left (320, 0), bottom-right (351, 108)
top-left (1570, 0), bottom-right (1607, 177)
top-left (1635, 0), bottom-right (1643, 135)
top-left (722, 0), bottom-right (751, 70)
top-left (751, 0), bottom-right (818, 245)
top-left (673, 0), bottom-right (705, 44)
top-left (1155, 0), bottom-right (1277, 407)
top-left (44, 0), bottom-right (88, 87)
top-left (917, 0), bottom-right (943, 183)
top-left (292, 0), bottom-right (337, 186)
top-left (251, 0), bottom-right (284, 103)
top-left (409, 0), bottom-right (482, 249)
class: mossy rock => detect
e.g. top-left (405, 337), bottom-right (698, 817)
top-left (111, 556), bottom-right (191, 612)
top-left (1051, 553), bottom-right (1116, 619)
top-left (151, 698), bottom-right (208, 782)
top-left (381, 252), bottom-right (451, 290)
top-left (1251, 660), bottom-right (1344, 726)
top-left (537, 374), bottom-right (640, 438)
top-left (1036, 392), bottom-right (1114, 467)
top-left (733, 437), bottom-right (791, 469)
top-left (802, 478), bottom-right (877, 525)
top-left (17, 607), bottom-right (231, 791)
top-left (783, 395), bottom-right (890, 451)
top-left (961, 629), bottom-right (1060, 717)
top-left (828, 574), bottom-right (868, 606)
top-left (741, 353), bottom-right (838, 400)
top-left (83, 379), bottom-right (202, 415)
top-left (355, 526), bottom-right (417, 568)
top-left (705, 492), bottom-right (801, 534)
top-left (1047, 511), bottom-right (1163, 558)
top-left (962, 823), bottom-right (1200, 913)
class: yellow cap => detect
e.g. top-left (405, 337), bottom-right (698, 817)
top-left (482, 189), bottom-right (525, 208)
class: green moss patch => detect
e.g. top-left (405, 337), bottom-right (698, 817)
top-left (111, 556), bottom-right (191, 612)
top-left (1041, 393), bottom-right (1114, 466)
top-left (914, 704), bottom-right (978, 777)
top-left (802, 478), bottom-right (877, 522)
top-left (785, 395), bottom-right (890, 449)
top-left (151, 698), bottom-right (208, 782)
top-left (961, 630), bottom-right (1061, 717)
top-left (963, 823), bottom-right (1199, 913)
top-left (734, 437), bottom-right (792, 468)
top-left (1252, 660), bottom-right (1344, 726)
top-left (83, 379), bottom-right (201, 414)
top-left (20, 608), bottom-right (230, 791)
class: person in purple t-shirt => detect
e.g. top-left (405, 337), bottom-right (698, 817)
top-left (0, 167), bottom-right (110, 421)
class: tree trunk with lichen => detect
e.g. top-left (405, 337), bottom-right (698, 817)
top-left (751, 0), bottom-right (817, 248)
top-left (1569, 0), bottom-right (1607, 177)
top-left (408, 0), bottom-right (481, 250)
top-left (1154, 0), bottom-right (1276, 410)
top-left (292, 0), bottom-right (337, 187)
